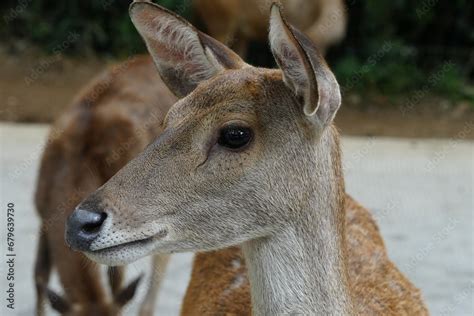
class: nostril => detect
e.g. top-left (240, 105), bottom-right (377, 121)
top-left (66, 208), bottom-right (107, 251)
top-left (80, 212), bottom-right (107, 235)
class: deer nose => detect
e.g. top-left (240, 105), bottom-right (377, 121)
top-left (66, 208), bottom-right (107, 251)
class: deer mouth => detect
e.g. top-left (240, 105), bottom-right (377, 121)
top-left (84, 230), bottom-right (168, 265)
top-left (91, 236), bottom-right (155, 253)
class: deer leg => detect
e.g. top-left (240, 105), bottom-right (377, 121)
top-left (34, 228), bottom-right (52, 316)
top-left (108, 266), bottom-right (125, 297)
top-left (139, 254), bottom-right (170, 316)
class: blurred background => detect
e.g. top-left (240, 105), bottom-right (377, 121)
top-left (1, 0), bottom-right (473, 135)
top-left (0, 0), bottom-right (473, 315)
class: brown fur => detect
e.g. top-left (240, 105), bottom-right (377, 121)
top-left (34, 55), bottom-right (176, 315)
top-left (62, 3), bottom-right (428, 315)
top-left (182, 196), bottom-right (428, 315)
top-left (194, 0), bottom-right (347, 55)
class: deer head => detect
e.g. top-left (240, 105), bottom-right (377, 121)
top-left (65, 1), bottom-right (341, 266)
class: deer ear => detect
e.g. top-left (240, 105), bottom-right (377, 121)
top-left (130, 1), bottom-right (245, 98)
top-left (114, 274), bottom-right (143, 307)
top-left (269, 4), bottom-right (341, 128)
top-left (47, 287), bottom-right (71, 314)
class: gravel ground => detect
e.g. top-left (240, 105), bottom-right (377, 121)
top-left (0, 123), bottom-right (472, 315)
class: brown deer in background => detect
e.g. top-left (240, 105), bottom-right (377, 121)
top-left (65, 2), bottom-right (428, 315)
top-left (34, 55), bottom-right (175, 315)
top-left (194, 0), bottom-right (347, 56)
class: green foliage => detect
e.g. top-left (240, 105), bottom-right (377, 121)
top-left (2, 0), bottom-right (192, 57)
top-left (331, 0), bottom-right (473, 100)
top-left (1, 0), bottom-right (472, 100)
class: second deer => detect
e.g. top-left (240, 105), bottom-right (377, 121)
top-left (194, 0), bottom-right (347, 56)
top-left (34, 55), bottom-right (175, 315)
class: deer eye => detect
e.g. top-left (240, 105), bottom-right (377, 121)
top-left (218, 125), bottom-right (253, 150)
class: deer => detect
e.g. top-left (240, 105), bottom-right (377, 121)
top-left (34, 55), bottom-right (176, 315)
top-left (193, 0), bottom-right (347, 56)
top-left (64, 1), bottom-right (428, 314)
top-left (181, 197), bottom-right (428, 315)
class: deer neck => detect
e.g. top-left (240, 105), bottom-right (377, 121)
top-left (242, 128), bottom-right (353, 315)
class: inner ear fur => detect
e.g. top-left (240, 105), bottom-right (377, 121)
top-left (130, 1), bottom-right (245, 98)
top-left (269, 3), bottom-right (341, 128)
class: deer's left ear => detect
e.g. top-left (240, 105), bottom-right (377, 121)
top-left (269, 4), bottom-right (341, 128)
top-left (130, 1), bottom-right (245, 98)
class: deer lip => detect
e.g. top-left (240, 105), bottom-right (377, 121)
top-left (89, 230), bottom-right (168, 253)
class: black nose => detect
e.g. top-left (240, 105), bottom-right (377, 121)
top-left (65, 208), bottom-right (107, 251)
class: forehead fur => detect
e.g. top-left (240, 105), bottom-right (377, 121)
top-left (164, 67), bottom-right (285, 125)
top-left (194, 68), bottom-right (276, 106)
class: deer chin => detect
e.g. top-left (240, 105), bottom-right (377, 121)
top-left (84, 230), bottom-right (168, 266)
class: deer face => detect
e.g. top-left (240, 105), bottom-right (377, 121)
top-left (66, 2), bottom-right (341, 266)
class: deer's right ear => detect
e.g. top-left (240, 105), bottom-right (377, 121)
top-left (130, 1), bottom-right (245, 98)
top-left (269, 4), bottom-right (341, 129)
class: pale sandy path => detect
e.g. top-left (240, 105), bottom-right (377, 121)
top-left (0, 123), bottom-right (472, 315)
